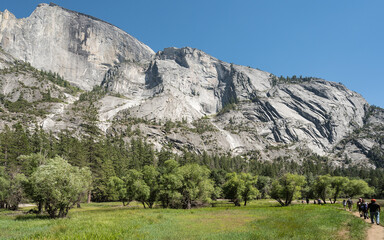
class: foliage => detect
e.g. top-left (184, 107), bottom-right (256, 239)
top-left (270, 74), bottom-right (313, 86)
top-left (312, 174), bottom-right (334, 204)
top-left (30, 157), bottom-right (92, 218)
top-left (158, 159), bottom-right (183, 208)
top-left (125, 169), bottom-right (150, 208)
top-left (223, 172), bottom-right (259, 206)
top-left (5, 171), bottom-right (27, 210)
top-left (0, 167), bottom-right (10, 208)
top-left (344, 179), bottom-right (374, 198)
top-left (108, 176), bottom-right (128, 205)
top-left (0, 123), bottom-right (383, 214)
top-left (330, 176), bottom-right (349, 203)
top-left (257, 175), bottom-right (272, 199)
top-left (271, 173), bottom-right (306, 206)
top-left (240, 173), bottom-right (259, 206)
top-left (191, 119), bottom-right (217, 134)
top-left (77, 85), bottom-right (106, 102)
top-left (142, 165), bottom-right (159, 208)
top-left (0, 61), bottom-right (81, 95)
top-left (178, 164), bottom-right (214, 209)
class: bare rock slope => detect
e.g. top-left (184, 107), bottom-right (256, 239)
top-left (0, 3), bottom-right (154, 90)
top-left (0, 4), bottom-right (382, 167)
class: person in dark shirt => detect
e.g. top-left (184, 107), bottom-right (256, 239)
top-left (368, 199), bottom-right (381, 225)
top-left (347, 198), bottom-right (353, 211)
top-left (357, 198), bottom-right (363, 217)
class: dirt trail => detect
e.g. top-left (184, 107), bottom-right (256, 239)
top-left (352, 211), bottom-right (384, 240)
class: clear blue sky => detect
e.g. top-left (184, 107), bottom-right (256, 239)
top-left (2, 0), bottom-right (383, 107)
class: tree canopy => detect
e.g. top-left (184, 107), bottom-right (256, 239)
top-left (271, 173), bottom-right (306, 206)
top-left (30, 156), bottom-right (92, 218)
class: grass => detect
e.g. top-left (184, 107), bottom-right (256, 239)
top-left (0, 200), bottom-right (370, 240)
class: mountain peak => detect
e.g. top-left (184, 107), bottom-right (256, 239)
top-left (0, 3), bottom-right (154, 90)
top-left (35, 3), bottom-right (117, 30)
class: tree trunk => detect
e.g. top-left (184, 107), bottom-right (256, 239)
top-left (244, 199), bottom-right (247, 206)
top-left (275, 198), bottom-right (285, 206)
top-left (38, 201), bottom-right (43, 214)
top-left (87, 191), bottom-right (91, 203)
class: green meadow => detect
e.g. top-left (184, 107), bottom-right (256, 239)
top-left (0, 200), bottom-right (370, 240)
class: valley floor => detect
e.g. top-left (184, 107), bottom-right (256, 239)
top-left (0, 200), bottom-right (373, 240)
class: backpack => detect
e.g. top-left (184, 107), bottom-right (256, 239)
top-left (361, 203), bottom-right (368, 211)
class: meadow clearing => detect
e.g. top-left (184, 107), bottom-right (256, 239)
top-left (0, 200), bottom-right (377, 240)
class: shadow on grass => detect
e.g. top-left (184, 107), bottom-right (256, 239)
top-left (15, 214), bottom-right (51, 221)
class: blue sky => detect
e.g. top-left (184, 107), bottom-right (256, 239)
top-left (2, 0), bottom-right (383, 107)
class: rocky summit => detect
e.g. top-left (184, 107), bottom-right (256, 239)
top-left (0, 4), bottom-right (383, 168)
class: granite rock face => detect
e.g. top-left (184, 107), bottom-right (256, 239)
top-left (0, 4), bottom-right (382, 167)
top-left (0, 3), bottom-right (154, 90)
top-left (103, 47), bottom-right (272, 122)
top-left (102, 46), bottom-right (369, 156)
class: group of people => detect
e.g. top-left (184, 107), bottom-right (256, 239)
top-left (343, 198), bottom-right (381, 225)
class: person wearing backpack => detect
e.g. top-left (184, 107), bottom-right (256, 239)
top-left (342, 199), bottom-right (347, 210)
top-left (361, 199), bottom-right (368, 219)
top-left (357, 198), bottom-right (363, 217)
top-left (368, 199), bottom-right (381, 225)
top-left (347, 198), bottom-right (353, 211)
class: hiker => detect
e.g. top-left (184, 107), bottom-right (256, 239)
top-left (357, 198), bottom-right (363, 217)
top-left (342, 199), bottom-right (347, 210)
top-left (368, 199), bottom-right (380, 225)
top-left (361, 199), bottom-right (368, 219)
top-left (317, 199), bottom-right (322, 205)
top-left (347, 198), bottom-right (353, 211)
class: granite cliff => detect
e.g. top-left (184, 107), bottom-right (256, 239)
top-left (0, 3), bottom-right (154, 90)
top-left (0, 4), bottom-right (382, 168)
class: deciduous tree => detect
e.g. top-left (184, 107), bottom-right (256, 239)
top-left (30, 157), bottom-right (92, 218)
top-left (271, 173), bottom-right (306, 206)
top-left (178, 164), bottom-right (214, 209)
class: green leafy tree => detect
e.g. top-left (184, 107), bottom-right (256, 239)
top-left (344, 179), bottom-right (374, 198)
top-left (0, 167), bottom-right (10, 208)
top-left (223, 172), bottom-right (259, 206)
top-left (142, 165), bottom-right (159, 208)
top-left (223, 172), bottom-right (244, 206)
top-left (271, 173), bottom-right (306, 206)
top-left (108, 176), bottom-right (128, 205)
top-left (210, 169), bottom-right (227, 200)
top-left (330, 176), bottom-right (349, 203)
top-left (178, 164), bottom-right (214, 209)
top-left (7, 171), bottom-right (27, 210)
top-left (30, 156), bottom-right (92, 218)
top-left (257, 176), bottom-right (272, 199)
top-left (312, 175), bottom-right (334, 204)
top-left (125, 169), bottom-right (150, 208)
top-left (240, 173), bottom-right (259, 206)
top-left (158, 159), bottom-right (183, 208)
top-left (18, 153), bottom-right (46, 212)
